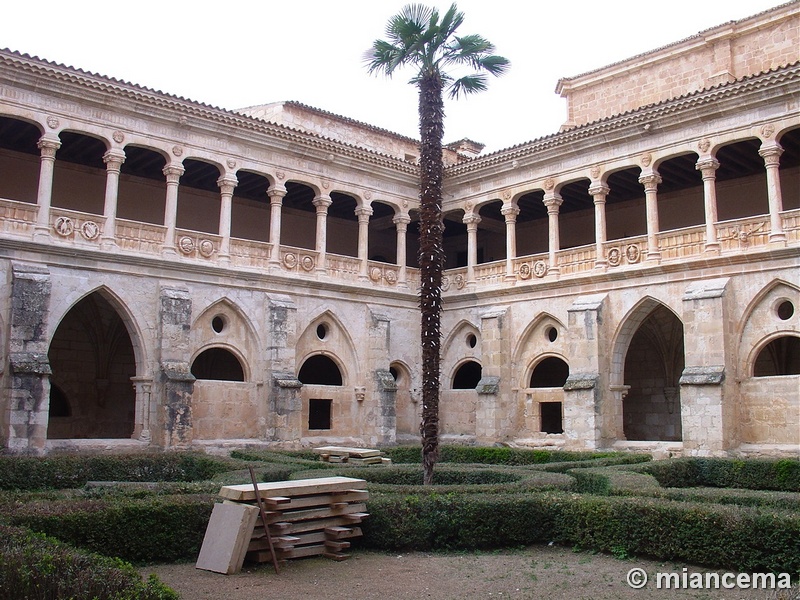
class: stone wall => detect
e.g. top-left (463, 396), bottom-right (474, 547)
top-left (556, 4), bottom-right (800, 128)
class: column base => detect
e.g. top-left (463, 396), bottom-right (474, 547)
top-left (32, 225), bottom-right (51, 242)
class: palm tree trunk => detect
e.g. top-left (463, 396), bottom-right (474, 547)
top-left (418, 71), bottom-right (445, 485)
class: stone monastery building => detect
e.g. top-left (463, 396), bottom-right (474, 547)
top-left (1, 3), bottom-right (798, 457)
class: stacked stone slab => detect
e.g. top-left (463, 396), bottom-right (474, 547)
top-left (217, 476), bottom-right (369, 563)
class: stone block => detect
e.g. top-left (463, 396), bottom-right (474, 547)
top-left (196, 502), bottom-right (260, 575)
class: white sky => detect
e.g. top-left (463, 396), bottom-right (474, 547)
top-left (1, 0), bottom-right (787, 153)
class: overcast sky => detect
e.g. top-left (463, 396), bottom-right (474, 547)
top-left (1, 0), bottom-right (787, 153)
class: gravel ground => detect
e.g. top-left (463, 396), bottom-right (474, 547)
top-left (141, 545), bottom-right (798, 600)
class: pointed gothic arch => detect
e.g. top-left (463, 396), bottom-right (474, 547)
top-left (613, 299), bottom-right (685, 442)
top-left (47, 288), bottom-right (139, 439)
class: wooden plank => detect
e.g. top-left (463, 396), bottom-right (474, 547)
top-left (196, 503), bottom-right (260, 575)
top-left (262, 514), bottom-right (368, 535)
top-left (248, 528), bottom-right (362, 552)
top-left (324, 540), bottom-right (350, 552)
top-left (257, 490), bottom-right (369, 510)
top-left (251, 503), bottom-right (367, 526)
top-left (312, 446), bottom-right (383, 458)
top-left (219, 477), bottom-right (366, 502)
top-left (323, 552), bottom-right (350, 561)
top-left (348, 457), bottom-right (383, 465)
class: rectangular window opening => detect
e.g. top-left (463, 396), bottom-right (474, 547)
top-left (540, 402), bottom-right (563, 434)
top-left (308, 398), bottom-right (332, 430)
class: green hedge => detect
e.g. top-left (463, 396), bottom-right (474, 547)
top-left (4, 494), bottom-right (215, 563)
top-left (0, 524), bottom-right (177, 599)
top-left (0, 452), bottom-right (236, 491)
top-left (293, 464), bottom-right (575, 494)
top-left (361, 492), bottom-right (800, 573)
top-left (640, 458), bottom-right (800, 492)
top-left (382, 445), bottom-right (643, 466)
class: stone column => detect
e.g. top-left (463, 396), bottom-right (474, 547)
top-left (475, 307), bottom-right (510, 443)
top-left (100, 148), bottom-right (126, 248)
top-left (313, 194), bottom-right (332, 274)
top-left (564, 294), bottom-right (609, 449)
top-left (463, 213), bottom-right (481, 286)
top-left (759, 142), bottom-right (786, 244)
top-left (266, 296), bottom-right (302, 443)
top-left (639, 171), bottom-right (662, 261)
top-left (393, 213), bottom-right (410, 288)
top-left (356, 205), bottom-right (373, 281)
top-left (680, 278), bottom-right (732, 455)
top-left (216, 174), bottom-right (238, 263)
top-left (543, 192), bottom-right (563, 276)
top-left (589, 183), bottom-right (610, 269)
top-left (34, 135), bottom-right (61, 239)
top-left (267, 184), bottom-right (287, 269)
top-left (6, 264), bottom-right (52, 453)
top-left (501, 203), bottom-right (519, 282)
top-left (369, 310), bottom-right (396, 446)
top-left (130, 376), bottom-right (153, 442)
top-left (158, 287), bottom-right (195, 448)
top-left (162, 164), bottom-right (184, 255)
top-left (695, 157), bottom-right (721, 254)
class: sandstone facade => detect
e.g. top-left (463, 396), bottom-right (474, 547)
top-left (0, 3), bottom-right (797, 457)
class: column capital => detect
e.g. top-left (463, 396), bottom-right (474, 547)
top-left (103, 148), bottom-right (126, 170)
top-left (543, 192), bottom-right (563, 212)
top-left (162, 164), bottom-right (184, 181)
top-left (37, 136), bottom-right (61, 157)
top-left (463, 213), bottom-right (481, 226)
top-left (355, 205), bottom-right (373, 220)
top-left (638, 171), bottom-right (662, 190)
top-left (500, 204), bottom-right (520, 219)
top-left (695, 157), bottom-right (720, 173)
top-left (312, 195), bottom-right (332, 209)
top-left (267, 184), bottom-right (287, 197)
top-left (758, 142), bottom-right (783, 166)
top-left (588, 183), bottom-right (610, 198)
top-left (217, 174), bottom-right (238, 195)
top-left (393, 213), bottom-right (411, 227)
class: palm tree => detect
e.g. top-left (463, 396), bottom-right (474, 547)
top-left (366, 4), bottom-right (509, 484)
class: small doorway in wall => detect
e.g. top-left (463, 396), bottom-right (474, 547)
top-left (540, 402), bottom-right (563, 434)
top-left (308, 399), bottom-right (332, 430)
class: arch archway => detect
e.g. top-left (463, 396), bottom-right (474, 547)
top-left (47, 291), bottom-right (136, 439)
top-left (753, 335), bottom-right (800, 376)
top-left (452, 360), bottom-right (482, 389)
top-left (191, 347), bottom-right (246, 381)
top-left (622, 304), bottom-right (685, 441)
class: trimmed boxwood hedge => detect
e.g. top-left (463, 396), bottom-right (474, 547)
top-left (382, 445), bottom-right (645, 466)
top-left (2, 448), bottom-right (798, 581)
top-left (0, 524), bottom-right (177, 599)
top-left (0, 452), bottom-right (236, 491)
top-left (3, 494), bottom-right (215, 563)
top-left (639, 457), bottom-right (800, 492)
top-left (361, 491), bottom-right (800, 573)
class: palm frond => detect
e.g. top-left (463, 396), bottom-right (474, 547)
top-left (447, 74), bottom-right (488, 99)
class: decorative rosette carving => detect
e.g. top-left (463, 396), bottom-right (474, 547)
top-left (46, 116), bottom-right (59, 129)
top-left (441, 276), bottom-right (451, 291)
top-left (283, 253), bottom-right (298, 269)
top-left (454, 274), bottom-right (466, 289)
top-left (607, 248), bottom-right (621, 266)
top-left (518, 263), bottom-right (532, 280)
top-left (54, 216), bottom-right (73, 237)
top-left (300, 255), bottom-right (315, 271)
top-left (198, 239), bottom-right (214, 257)
top-left (625, 244), bottom-right (641, 263)
top-left (533, 260), bottom-right (547, 278)
top-left (370, 267), bottom-right (383, 282)
top-left (112, 131), bottom-right (125, 144)
top-left (385, 270), bottom-right (397, 285)
top-left (178, 236), bottom-right (195, 254)
top-left (81, 221), bottom-right (100, 240)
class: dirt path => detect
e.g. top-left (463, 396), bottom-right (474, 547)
top-left (142, 546), bottom-right (794, 600)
